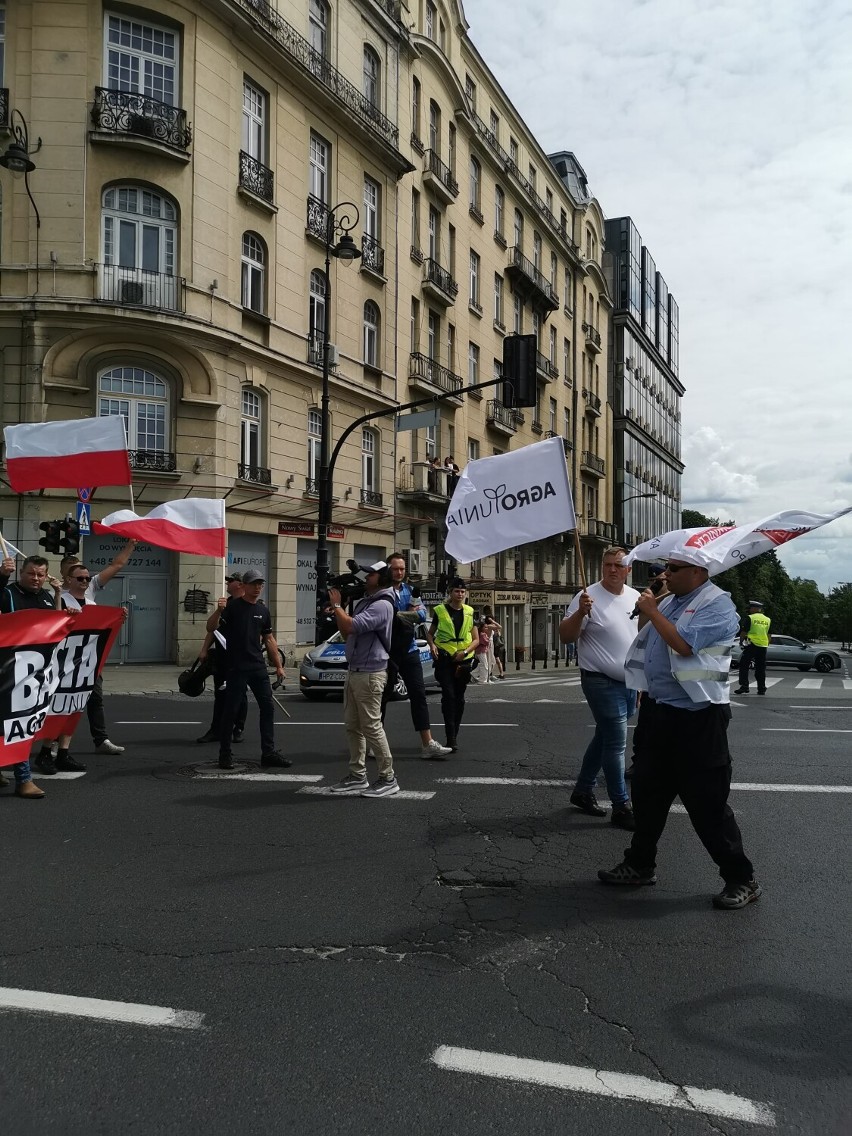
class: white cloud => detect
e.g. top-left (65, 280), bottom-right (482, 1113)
top-left (462, 0), bottom-right (852, 592)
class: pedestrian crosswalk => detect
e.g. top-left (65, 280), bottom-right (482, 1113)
top-left (468, 672), bottom-right (852, 694)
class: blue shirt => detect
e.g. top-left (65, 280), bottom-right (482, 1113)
top-left (644, 581), bottom-right (739, 710)
top-left (394, 580), bottom-right (426, 654)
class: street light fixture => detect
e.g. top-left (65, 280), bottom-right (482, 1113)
top-left (0, 108), bottom-right (43, 291)
top-left (314, 201), bottom-right (361, 643)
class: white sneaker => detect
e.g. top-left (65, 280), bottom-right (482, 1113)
top-left (96, 739), bottom-right (125, 754)
top-left (329, 774), bottom-right (369, 794)
top-left (360, 777), bottom-right (400, 798)
top-left (421, 739), bottom-right (452, 759)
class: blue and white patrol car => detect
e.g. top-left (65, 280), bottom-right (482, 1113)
top-left (299, 631), bottom-right (436, 700)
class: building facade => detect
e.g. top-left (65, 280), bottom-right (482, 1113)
top-left (0, 0), bottom-right (620, 664)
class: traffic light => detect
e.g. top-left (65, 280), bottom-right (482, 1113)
top-left (60, 518), bottom-right (81, 557)
top-left (502, 333), bottom-right (537, 407)
top-left (38, 520), bottom-right (62, 555)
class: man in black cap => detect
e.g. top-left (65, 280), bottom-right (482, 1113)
top-left (196, 571), bottom-right (249, 745)
top-left (735, 600), bottom-right (771, 695)
top-left (216, 567), bottom-right (290, 770)
top-left (426, 578), bottom-right (480, 751)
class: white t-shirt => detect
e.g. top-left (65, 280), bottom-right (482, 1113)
top-left (60, 573), bottom-right (104, 612)
top-left (566, 580), bottom-right (641, 683)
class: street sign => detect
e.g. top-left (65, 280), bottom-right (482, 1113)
top-left (76, 502), bottom-right (91, 535)
top-left (396, 409), bottom-right (439, 432)
top-left (77, 487), bottom-right (92, 503)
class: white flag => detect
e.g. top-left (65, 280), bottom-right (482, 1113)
top-left (624, 506), bottom-right (852, 575)
top-left (445, 435), bottom-right (576, 563)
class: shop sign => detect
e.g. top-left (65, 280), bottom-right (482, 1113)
top-left (494, 591), bottom-right (526, 605)
top-left (278, 521), bottom-right (314, 536)
top-left (467, 590), bottom-right (494, 607)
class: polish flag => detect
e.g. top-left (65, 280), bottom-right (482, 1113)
top-left (3, 417), bottom-right (131, 492)
top-left (93, 499), bottom-right (226, 557)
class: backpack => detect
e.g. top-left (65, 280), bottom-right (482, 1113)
top-left (178, 655), bottom-right (213, 697)
top-left (372, 594), bottom-right (416, 665)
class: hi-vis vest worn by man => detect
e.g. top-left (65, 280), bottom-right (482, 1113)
top-left (623, 583), bottom-right (734, 704)
top-left (433, 603), bottom-right (475, 657)
top-left (746, 611), bottom-right (771, 647)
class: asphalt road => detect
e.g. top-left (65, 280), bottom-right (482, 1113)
top-left (1, 673), bottom-right (850, 1135)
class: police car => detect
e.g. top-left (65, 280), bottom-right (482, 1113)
top-left (299, 631), bottom-right (435, 700)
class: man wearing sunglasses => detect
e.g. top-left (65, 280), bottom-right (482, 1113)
top-left (599, 552), bottom-right (761, 910)
top-left (196, 572), bottom-right (249, 745)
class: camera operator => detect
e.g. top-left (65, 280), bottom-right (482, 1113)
top-left (327, 561), bottom-right (401, 798)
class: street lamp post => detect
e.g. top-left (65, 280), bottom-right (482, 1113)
top-left (314, 201), bottom-right (361, 644)
top-left (0, 108), bottom-right (42, 288)
top-left (620, 490), bottom-right (657, 544)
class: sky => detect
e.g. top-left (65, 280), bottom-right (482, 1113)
top-left (462, 0), bottom-right (852, 593)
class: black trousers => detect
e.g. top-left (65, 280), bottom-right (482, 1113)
top-left (625, 698), bottom-right (754, 885)
top-left (738, 643), bottom-right (767, 692)
top-left (433, 654), bottom-right (471, 742)
top-left (207, 671), bottom-right (248, 739)
top-left (86, 674), bottom-right (107, 745)
top-left (219, 666), bottom-right (275, 759)
top-left (381, 649), bottom-right (431, 733)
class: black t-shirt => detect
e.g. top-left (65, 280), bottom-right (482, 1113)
top-left (217, 596), bottom-right (273, 668)
top-left (0, 583), bottom-right (56, 614)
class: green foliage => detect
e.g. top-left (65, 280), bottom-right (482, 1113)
top-left (825, 583), bottom-right (852, 647)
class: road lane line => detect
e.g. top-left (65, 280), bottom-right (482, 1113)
top-left (788, 706), bottom-right (851, 709)
top-left (30, 771), bottom-right (87, 781)
top-left (116, 721), bottom-right (203, 725)
top-left (431, 1046), bottom-right (775, 1126)
top-left (844, 679), bottom-right (852, 690)
top-left (795, 678), bottom-right (823, 690)
top-left (194, 773), bottom-right (323, 782)
top-left (437, 776), bottom-right (851, 794)
top-left (760, 728), bottom-right (852, 733)
top-left (297, 786), bottom-right (435, 799)
top-left (731, 782), bottom-right (852, 793)
top-left (439, 776), bottom-right (575, 787)
top-left (0, 986), bottom-right (204, 1030)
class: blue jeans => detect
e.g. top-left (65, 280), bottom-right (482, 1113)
top-left (12, 760), bottom-right (32, 784)
top-left (575, 673), bottom-right (636, 806)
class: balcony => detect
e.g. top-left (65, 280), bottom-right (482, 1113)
top-left (536, 351), bottom-right (559, 381)
top-left (361, 233), bottom-right (385, 277)
top-left (306, 195), bottom-right (331, 243)
top-left (423, 148), bottom-right (459, 204)
top-left (306, 336), bottom-right (325, 369)
top-left (0, 88), bottom-right (8, 130)
top-left (545, 431), bottom-right (573, 457)
top-left (97, 264), bottom-right (185, 313)
top-left (579, 516), bottom-right (617, 544)
top-left (582, 321), bottom-right (602, 354)
top-left (238, 463), bottom-right (272, 485)
top-left (506, 246), bottom-right (559, 313)
top-left (486, 399), bottom-right (521, 436)
top-left (90, 88), bottom-right (191, 154)
top-left (359, 488), bottom-right (384, 508)
top-left (580, 450), bottom-right (606, 478)
top-left (531, 419), bottom-right (543, 435)
top-left (238, 150), bottom-right (274, 205)
top-left (408, 353), bottom-right (463, 404)
top-left (397, 461), bottom-right (450, 504)
top-left (582, 388), bottom-right (602, 417)
top-left (129, 449), bottom-right (177, 474)
top-left (304, 477), bottom-right (319, 497)
top-left (421, 257), bottom-right (459, 306)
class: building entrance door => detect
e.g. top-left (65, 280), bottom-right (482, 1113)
top-left (97, 573), bottom-right (171, 663)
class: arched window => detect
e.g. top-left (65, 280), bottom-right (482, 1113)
top-left (513, 208), bottom-right (524, 250)
top-left (469, 156), bottom-right (481, 213)
top-left (309, 0), bottom-right (328, 57)
top-left (361, 428), bottom-right (378, 497)
top-left (98, 365), bottom-right (170, 459)
top-left (363, 301), bottom-right (380, 367)
top-left (309, 269), bottom-right (326, 358)
top-left (240, 388), bottom-right (264, 471)
top-left (101, 184), bottom-right (179, 308)
top-left (241, 232), bottom-right (266, 313)
top-left (307, 408), bottom-right (322, 488)
top-left (363, 45), bottom-right (380, 107)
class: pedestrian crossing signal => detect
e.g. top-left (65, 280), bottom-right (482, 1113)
top-left (39, 519), bottom-right (62, 555)
top-left (60, 518), bottom-right (81, 556)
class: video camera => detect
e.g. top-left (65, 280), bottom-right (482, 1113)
top-left (326, 558), bottom-right (370, 605)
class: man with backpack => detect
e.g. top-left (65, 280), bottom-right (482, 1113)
top-left (382, 553), bottom-right (452, 759)
top-left (326, 560), bottom-right (400, 797)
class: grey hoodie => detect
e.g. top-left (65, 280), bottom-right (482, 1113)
top-left (344, 587), bottom-right (395, 672)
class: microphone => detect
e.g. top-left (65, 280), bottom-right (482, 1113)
top-left (630, 576), bottom-right (665, 619)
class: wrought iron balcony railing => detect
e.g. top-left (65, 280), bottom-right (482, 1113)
top-left (129, 449), bottom-right (177, 473)
top-left (582, 387), bottom-right (602, 415)
top-left (238, 463), bottom-right (272, 485)
top-left (486, 400), bottom-right (520, 432)
top-left (232, 0), bottom-right (400, 149)
top-left (0, 89), bottom-right (8, 130)
top-left (536, 351), bottom-right (559, 380)
top-left (506, 246), bottom-right (559, 311)
top-left (422, 257), bottom-right (459, 302)
top-left (423, 148), bottom-right (459, 198)
top-left (409, 353), bottom-right (463, 396)
top-left (545, 430), bottom-right (573, 456)
top-left (91, 88), bottom-right (191, 151)
top-left (239, 150), bottom-right (274, 203)
top-left (582, 321), bottom-right (602, 350)
top-left (307, 336), bottom-right (324, 368)
top-left (360, 488), bottom-right (383, 507)
top-left (305, 477), bottom-right (319, 496)
top-left (361, 233), bottom-right (385, 275)
top-left (97, 264), bottom-right (185, 312)
top-left (307, 195), bottom-right (331, 242)
top-left (581, 450), bottom-right (606, 475)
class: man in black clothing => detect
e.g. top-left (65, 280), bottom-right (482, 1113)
top-left (196, 572), bottom-right (248, 744)
top-left (216, 567), bottom-right (290, 771)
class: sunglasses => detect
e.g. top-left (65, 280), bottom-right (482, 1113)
top-left (72, 575), bottom-right (91, 582)
top-left (664, 563), bottom-right (694, 573)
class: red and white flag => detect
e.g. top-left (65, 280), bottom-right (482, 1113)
top-left (93, 498), bottom-right (226, 557)
top-left (3, 417), bottom-right (131, 492)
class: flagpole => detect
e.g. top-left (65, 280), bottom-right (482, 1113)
top-left (572, 528), bottom-right (588, 591)
top-left (0, 531), bottom-right (8, 559)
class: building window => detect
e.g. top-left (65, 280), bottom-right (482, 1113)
top-left (494, 185), bottom-right (505, 238)
top-left (425, 0), bottom-right (436, 40)
top-left (509, 137), bottom-right (518, 166)
top-left (427, 310), bottom-right (440, 360)
top-left (0, 7), bottom-right (5, 87)
top-left (494, 273), bottom-right (504, 325)
top-left (307, 408), bottom-right (322, 483)
top-left (448, 123), bottom-right (456, 173)
top-left (363, 300), bottom-right (380, 367)
top-left (533, 231), bottom-right (542, 271)
top-left (309, 131), bottom-right (329, 203)
top-left (546, 187), bottom-right (553, 214)
top-left (467, 438), bottom-right (479, 463)
top-left (309, 269), bottom-right (326, 350)
top-left (241, 388), bottom-right (262, 468)
top-left (242, 80), bottom-right (266, 162)
top-left (513, 292), bottom-right (522, 334)
top-left (468, 341), bottom-right (480, 385)
top-left (411, 188), bottom-right (420, 249)
top-left (489, 109), bottom-right (499, 141)
top-left (429, 100), bottom-right (440, 153)
top-left (513, 208), bottom-right (524, 249)
top-left (528, 164), bottom-right (537, 190)
top-left (105, 13), bottom-right (178, 104)
top-left (364, 176), bottom-right (380, 241)
top-left (412, 77), bottom-right (421, 138)
top-left (98, 366), bottom-right (169, 453)
top-left (564, 267), bottom-right (572, 311)
top-left (464, 74), bottom-right (476, 111)
top-left (361, 428), bottom-right (377, 493)
top-left (586, 225), bottom-right (597, 261)
top-left (549, 397), bottom-right (557, 433)
top-left (563, 406), bottom-right (571, 438)
top-left (532, 311), bottom-right (541, 348)
top-left (550, 252), bottom-right (558, 289)
top-left (446, 322), bottom-right (455, 367)
top-left (363, 45), bottom-right (380, 107)
top-left (469, 250), bottom-right (480, 307)
top-left (309, 0), bottom-right (328, 57)
top-left (428, 205), bottom-right (439, 259)
top-left (241, 232), bottom-right (266, 313)
top-left (102, 185), bottom-right (177, 287)
top-left (469, 157), bottom-right (481, 213)
top-left (549, 325), bottom-right (557, 365)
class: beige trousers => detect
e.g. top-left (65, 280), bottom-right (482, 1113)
top-left (343, 670), bottom-right (394, 779)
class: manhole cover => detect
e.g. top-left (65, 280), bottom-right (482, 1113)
top-left (153, 760), bottom-right (262, 781)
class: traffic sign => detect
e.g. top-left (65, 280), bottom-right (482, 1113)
top-left (76, 502), bottom-right (91, 535)
top-left (77, 487), bottom-right (92, 503)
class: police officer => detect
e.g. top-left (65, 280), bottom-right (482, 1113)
top-left (735, 600), bottom-right (771, 695)
top-left (426, 578), bottom-right (480, 752)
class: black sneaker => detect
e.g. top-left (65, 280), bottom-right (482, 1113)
top-left (570, 790), bottom-right (606, 817)
top-left (260, 750), bottom-right (293, 768)
top-left (218, 755), bottom-right (235, 770)
top-left (610, 804), bottom-right (635, 831)
top-left (757, 690), bottom-right (766, 696)
top-left (196, 731), bottom-right (218, 744)
top-left (734, 687), bottom-right (749, 695)
top-left (55, 754), bottom-right (87, 773)
top-left (712, 880), bottom-right (762, 910)
top-left (232, 729), bottom-right (245, 743)
top-left (34, 751), bottom-right (58, 776)
top-left (598, 860), bottom-right (656, 886)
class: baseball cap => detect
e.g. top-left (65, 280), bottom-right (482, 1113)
top-left (225, 571), bottom-right (243, 583)
top-left (242, 568), bottom-right (265, 584)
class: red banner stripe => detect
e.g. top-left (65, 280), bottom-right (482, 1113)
top-left (92, 517), bottom-right (225, 557)
top-left (6, 450), bottom-right (132, 492)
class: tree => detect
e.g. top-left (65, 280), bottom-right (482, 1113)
top-left (825, 583), bottom-right (852, 648)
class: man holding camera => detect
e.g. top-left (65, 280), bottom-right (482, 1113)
top-left (327, 561), bottom-right (400, 797)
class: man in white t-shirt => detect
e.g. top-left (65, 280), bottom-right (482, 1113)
top-left (559, 547), bottom-right (640, 829)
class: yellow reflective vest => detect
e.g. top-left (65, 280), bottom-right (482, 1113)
top-left (433, 603), bottom-right (475, 657)
top-left (746, 612), bottom-right (771, 647)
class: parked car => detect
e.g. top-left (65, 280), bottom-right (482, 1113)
top-left (299, 631), bottom-right (436, 699)
top-left (731, 635), bottom-right (842, 673)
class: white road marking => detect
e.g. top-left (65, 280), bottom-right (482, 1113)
top-left (795, 678), bottom-right (823, 690)
top-left (438, 776), bottom-right (852, 795)
top-left (534, 699), bottom-right (562, 703)
top-left (439, 776), bottom-right (575, 787)
top-left (116, 721), bottom-right (203, 725)
top-left (431, 1046), bottom-right (775, 1127)
top-left (789, 706), bottom-right (851, 710)
top-left (194, 773), bottom-right (323, 782)
top-left (0, 986), bottom-right (204, 1030)
top-left (844, 679), bottom-right (852, 690)
top-left (761, 728), bottom-right (852, 733)
top-left (30, 771), bottom-right (87, 781)
top-left (298, 786), bottom-right (435, 800)
top-left (731, 782), bottom-right (852, 792)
